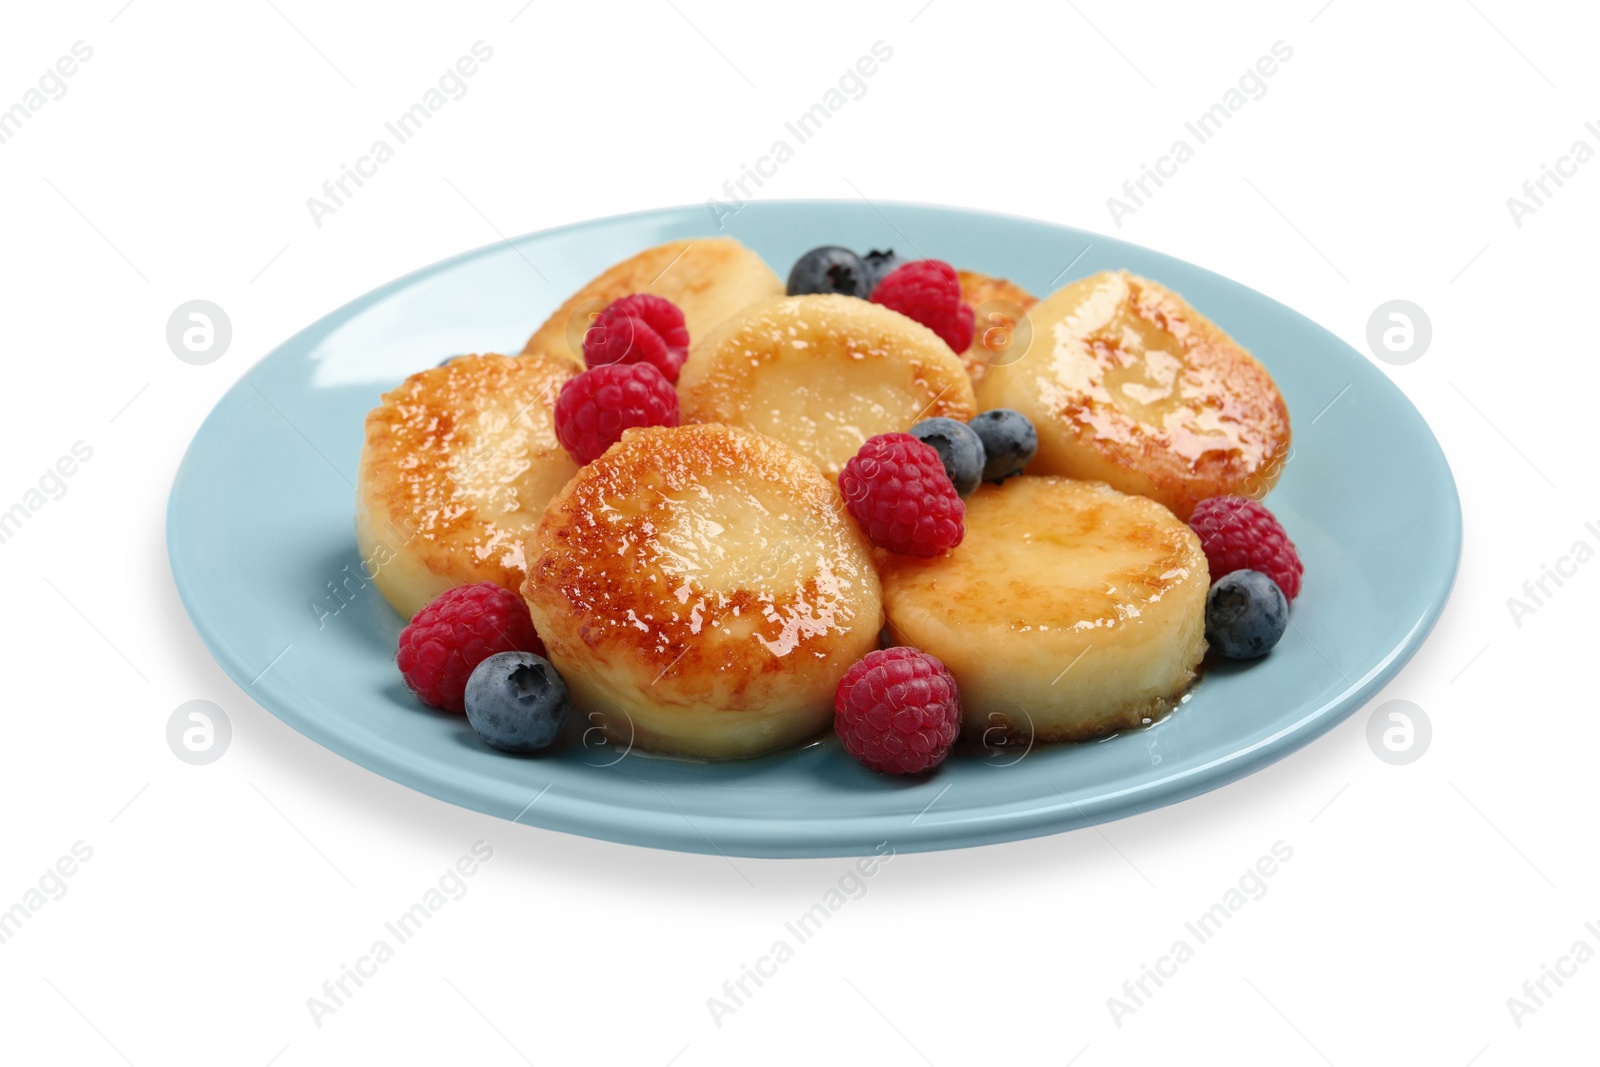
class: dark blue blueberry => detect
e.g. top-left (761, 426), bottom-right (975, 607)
top-left (969, 408), bottom-right (1038, 483)
top-left (1205, 570), bottom-right (1288, 660)
top-left (464, 651), bottom-right (571, 753)
top-left (862, 249), bottom-right (902, 294)
top-left (909, 416), bottom-right (985, 497)
top-left (786, 246), bottom-right (871, 298)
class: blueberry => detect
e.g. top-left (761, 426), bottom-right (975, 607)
top-left (464, 651), bottom-right (571, 753)
top-left (787, 246), bottom-right (871, 298)
top-left (862, 248), bottom-right (901, 294)
top-left (909, 416), bottom-right (985, 497)
top-left (969, 408), bottom-right (1037, 483)
top-left (1205, 570), bottom-right (1288, 660)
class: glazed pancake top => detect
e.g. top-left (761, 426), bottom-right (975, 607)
top-left (956, 269), bottom-right (1037, 385)
top-left (677, 294), bottom-right (976, 480)
top-left (1038, 270), bottom-right (1288, 487)
top-left (360, 353), bottom-right (578, 585)
top-left (525, 423), bottom-right (880, 684)
top-left (882, 477), bottom-right (1207, 644)
top-left (520, 236), bottom-right (782, 365)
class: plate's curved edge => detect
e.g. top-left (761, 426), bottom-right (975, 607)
top-left (165, 201), bottom-right (1466, 858)
top-left (167, 381), bottom-right (1462, 860)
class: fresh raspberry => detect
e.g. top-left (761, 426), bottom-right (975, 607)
top-left (870, 259), bottom-right (975, 353)
top-left (1189, 495), bottom-right (1303, 602)
top-left (839, 433), bottom-right (965, 556)
top-left (554, 362), bottom-right (680, 465)
top-left (397, 582), bottom-right (544, 714)
top-left (582, 294), bottom-right (690, 382)
top-left (835, 647), bottom-right (962, 775)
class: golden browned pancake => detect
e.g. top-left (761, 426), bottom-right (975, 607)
top-left (975, 270), bottom-right (1290, 519)
top-left (356, 353), bottom-right (579, 620)
top-left (521, 237), bottom-right (782, 365)
top-left (880, 476), bottom-right (1208, 743)
top-left (676, 294), bottom-right (977, 481)
top-left (522, 423), bottom-right (882, 759)
top-left (956, 269), bottom-right (1037, 386)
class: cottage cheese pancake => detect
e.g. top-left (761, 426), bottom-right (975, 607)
top-left (356, 353), bottom-right (579, 620)
top-left (521, 423), bottom-right (882, 759)
top-left (880, 476), bottom-right (1208, 743)
top-left (975, 271), bottom-right (1290, 518)
top-left (522, 237), bottom-right (782, 365)
top-left (677, 294), bottom-right (976, 481)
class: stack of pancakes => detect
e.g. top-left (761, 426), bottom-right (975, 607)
top-left (357, 237), bottom-right (1290, 758)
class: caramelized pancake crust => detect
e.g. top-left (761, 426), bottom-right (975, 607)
top-left (956, 269), bottom-right (1037, 386)
top-left (976, 271), bottom-right (1290, 518)
top-left (677, 294), bottom-right (977, 480)
top-left (521, 237), bottom-right (782, 364)
top-left (356, 353), bottom-right (579, 619)
top-left (522, 423), bottom-right (882, 758)
top-left (881, 477), bottom-right (1208, 743)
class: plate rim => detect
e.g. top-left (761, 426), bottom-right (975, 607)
top-left (166, 199), bottom-right (1463, 857)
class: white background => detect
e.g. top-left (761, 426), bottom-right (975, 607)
top-left (1, 1), bottom-right (1594, 1063)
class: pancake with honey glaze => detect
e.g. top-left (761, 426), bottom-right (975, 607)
top-left (676, 294), bottom-right (977, 480)
top-left (521, 237), bottom-right (783, 365)
top-left (956, 269), bottom-right (1036, 386)
top-left (880, 476), bottom-right (1208, 743)
top-left (356, 353), bottom-right (580, 620)
top-left (975, 270), bottom-right (1290, 519)
top-left (522, 423), bottom-right (883, 759)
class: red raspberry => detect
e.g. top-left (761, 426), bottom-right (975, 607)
top-left (554, 362), bottom-right (680, 465)
top-left (583, 294), bottom-right (690, 382)
top-left (1189, 495), bottom-right (1303, 601)
top-left (396, 582), bottom-right (544, 713)
top-left (839, 433), bottom-right (965, 556)
top-left (870, 259), bottom-right (975, 353)
top-left (835, 647), bottom-right (962, 775)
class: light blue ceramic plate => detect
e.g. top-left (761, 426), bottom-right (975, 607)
top-left (167, 201), bottom-right (1460, 857)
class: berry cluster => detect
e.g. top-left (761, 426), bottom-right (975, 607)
top-left (840, 433), bottom-right (966, 557)
top-left (397, 583), bottom-right (571, 752)
top-left (835, 408), bottom-right (1037, 559)
top-left (787, 244), bottom-right (974, 353)
top-left (584, 293), bottom-right (689, 381)
top-left (1188, 495), bottom-right (1303, 660)
top-left (554, 293), bottom-right (688, 466)
top-left (388, 240), bottom-right (1312, 783)
top-left (397, 583), bottom-right (541, 713)
top-left (871, 259), bottom-right (974, 353)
